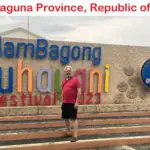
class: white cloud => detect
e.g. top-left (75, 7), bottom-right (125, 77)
top-left (0, 16), bottom-right (27, 32)
top-left (0, 16), bottom-right (150, 46)
top-left (57, 17), bottom-right (150, 46)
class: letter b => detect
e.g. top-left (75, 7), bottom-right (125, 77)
top-left (36, 39), bottom-right (48, 59)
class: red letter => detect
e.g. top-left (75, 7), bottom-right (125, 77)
top-left (53, 92), bottom-right (56, 105)
top-left (86, 92), bottom-right (93, 104)
top-left (21, 93), bottom-right (26, 106)
top-left (74, 69), bottom-right (86, 93)
top-left (36, 3), bottom-right (43, 11)
top-left (29, 94), bottom-right (33, 106)
top-left (44, 95), bottom-right (51, 105)
top-left (131, 6), bottom-right (137, 12)
top-left (10, 95), bottom-right (18, 106)
top-left (77, 5), bottom-right (84, 12)
top-left (34, 95), bottom-right (42, 106)
top-left (0, 95), bottom-right (7, 107)
top-left (95, 93), bottom-right (101, 104)
top-left (90, 3), bottom-right (97, 12)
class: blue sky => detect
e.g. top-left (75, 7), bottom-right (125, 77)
top-left (0, 16), bottom-right (150, 46)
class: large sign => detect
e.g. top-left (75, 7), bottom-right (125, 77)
top-left (0, 38), bottom-right (101, 65)
top-left (141, 59), bottom-right (150, 88)
top-left (0, 37), bottom-right (149, 107)
top-left (0, 37), bottom-right (112, 106)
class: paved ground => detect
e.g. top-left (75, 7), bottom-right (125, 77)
top-left (75, 146), bottom-right (135, 150)
top-left (77, 145), bottom-right (150, 150)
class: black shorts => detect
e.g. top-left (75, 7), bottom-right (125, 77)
top-left (61, 103), bottom-right (77, 120)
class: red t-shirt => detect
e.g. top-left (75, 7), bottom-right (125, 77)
top-left (62, 77), bottom-right (80, 104)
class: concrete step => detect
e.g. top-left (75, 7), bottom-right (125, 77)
top-left (1, 104), bottom-right (150, 117)
top-left (1, 135), bottom-right (150, 150)
top-left (0, 111), bottom-right (150, 149)
top-left (1, 111), bottom-right (150, 122)
top-left (0, 125), bottom-right (150, 142)
top-left (0, 118), bottom-right (150, 130)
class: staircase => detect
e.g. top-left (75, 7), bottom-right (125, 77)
top-left (1, 106), bottom-right (150, 149)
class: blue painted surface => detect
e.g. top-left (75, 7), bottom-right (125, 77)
top-left (141, 59), bottom-right (150, 88)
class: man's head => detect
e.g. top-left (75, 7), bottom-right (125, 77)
top-left (64, 65), bottom-right (73, 79)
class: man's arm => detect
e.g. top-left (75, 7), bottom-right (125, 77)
top-left (76, 88), bottom-right (81, 104)
top-left (74, 77), bottom-right (81, 108)
top-left (75, 88), bottom-right (81, 108)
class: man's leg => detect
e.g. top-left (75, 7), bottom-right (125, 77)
top-left (62, 103), bottom-right (71, 137)
top-left (65, 119), bottom-right (71, 133)
top-left (71, 119), bottom-right (78, 142)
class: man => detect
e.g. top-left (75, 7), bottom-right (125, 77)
top-left (61, 65), bottom-right (81, 142)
